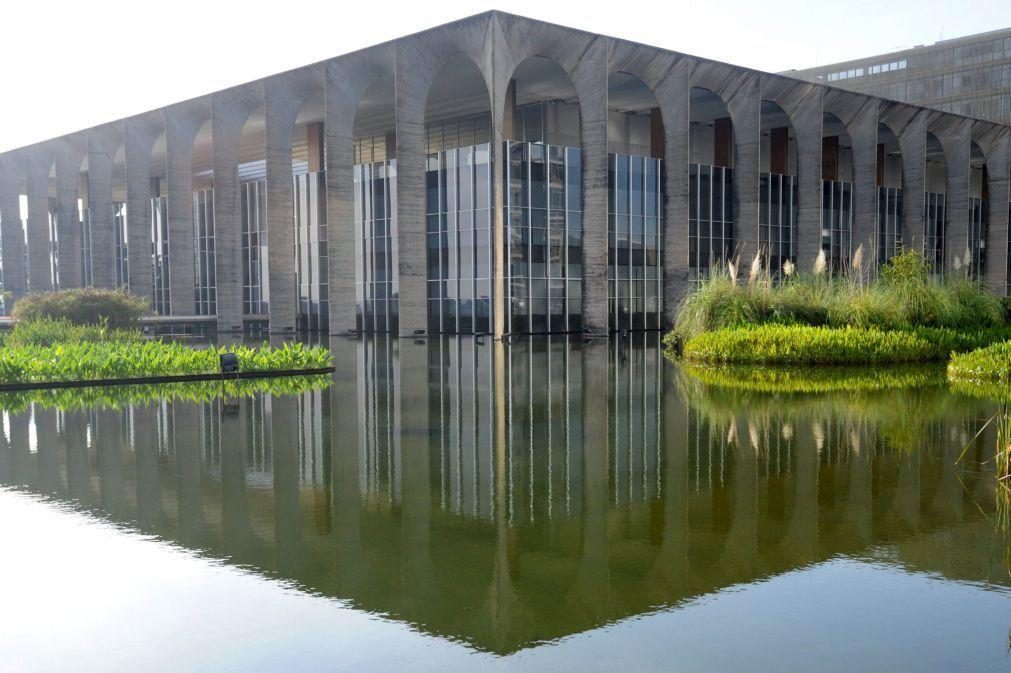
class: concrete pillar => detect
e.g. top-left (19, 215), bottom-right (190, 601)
top-left (54, 146), bottom-right (82, 288)
top-left (942, 120), bottom-right (972, 271)
top-left (264, 78), bottom-right (299, 335)
top-left (165, 106), bottom-right (204, 316)
top-left (897, 113), bottom-right (928, 258)
top-left (0, 158), bottom-right (27, 305)
top-left (573, 37), bottom-right (609, 335)
top-left (212, 86), bottom-right (261, 332)
top-left (87, 131), bottom-right (117, 289)
top-left (658, 60), bottom-right (690, 324)
top-left (728, 79), bottom-right (761, 262)
top-left (25, 154), bottom-right (53, 292)
top-left (393, 45), bottom-right (427, 337)
top-left (791, 90), bottom-right (824, 268)
top-left (848, 103), bottom-right (879, 257)
top-left (981, 127), bottom-right (1010, 295)
top-left (124, 117), bottom-right (158, 305)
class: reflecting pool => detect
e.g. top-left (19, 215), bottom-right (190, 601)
top-left (1, 335), bottom-right (1009, 673)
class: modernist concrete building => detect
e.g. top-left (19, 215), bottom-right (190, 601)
top-left (789, 28), bottom-right (1011, 125)
top-left (0, 11), bottom-right (1008, 337)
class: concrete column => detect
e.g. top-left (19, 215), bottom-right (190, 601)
top-left (393, 45), bottom-right (427, 337)
top-left (211, 86), bottom-right (260, 332)
top-left (124, 118), bottom-right (158, 305)
top-left (981, 127), bottom-right (1010, 295)
top-left (54, 146), bottom-right (82, 288)
top-left (0, 159), bottom-right (27, 305)
top-left (897, 113), bottom-right (928, 259)
top-left (942, 120), bottom-right (972, 271)
top-left (573, 38), bottom-right (609, 335)
top-left (87, 132), bottom-right (117, 289)
top-left (165, 108), bottom-right (202, 315)
top-left (264, 79), bottom-right (299, 335)
top-left (656, 60), bottom-right (690, 327)
top-left (849, 103), bottom-right (879, 257)
top-left (25, 154), bottom-right (53, 292)
top-left (792, 91), bottom-right (824, 268)
top-left (729, 78), bottom-right (761, 262)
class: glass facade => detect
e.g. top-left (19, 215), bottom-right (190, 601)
top-left (426, 143), bottom-right (493, 334)
top-left (114, 202), bottom-right (128, 290)
top-left (689, 164), bottom-right (733, 283)
top-left (608, 153), bottom-right (663, 332)
top-left (758, 172), bottom-right (796, 277)
top-left (48, 200), bottom-right (59, 289)
top-left (821, 180), bottom-right (853, 272)
top-left (877, 186), bottom-right (903, 265)
top-left (151, 195), bottom-right (170, 315)
top-left (968, 196), bottom-right (987, 280)
top-left (353, 160), bottom-right (397, 333)
top-left (293, 171), bottom-right (329, 332)
top-left (240, 179), bottom-right (268, 316)
top-left (193, 189), bottom-right (216, 316)
top-left (505, 141), bottom-right (583, 334)
top-left (924, 192), bottom-right (946, 272)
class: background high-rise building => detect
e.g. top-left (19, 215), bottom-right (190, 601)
top-left (788, 28), bottom-right (1011, 124)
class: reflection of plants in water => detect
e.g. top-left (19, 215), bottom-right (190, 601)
top-left (677, 364), bottom-right (985, 456)
top-left (0, 375), bottom-right (331, 413)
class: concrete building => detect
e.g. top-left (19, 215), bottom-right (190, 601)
top-left (0, 11), bottom-right (1008, 338)
top-left (788, 28), bottom-right (1011, 125)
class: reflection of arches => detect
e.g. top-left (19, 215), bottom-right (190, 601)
top-left (424, 56), bottom-right (492, 335)
top-left (607, 72), bottom-right (663, 332)
top-left (688, 87), bottom-right (733, 282)
top-left (502, 56), bottom-right (583, 335)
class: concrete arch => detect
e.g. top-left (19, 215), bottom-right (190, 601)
top-left (970, 122), bottom-right (1010, 293)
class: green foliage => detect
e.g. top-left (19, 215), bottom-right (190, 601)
top-left (671, 249), bottom-right (1006, 343)
top-left (12, 288), bottom-right (147, 329)
top-left (2, 317), bottom-right (143, 348)
top-left (677, 362), bottom-right (944, 395)
top-left (682, 324), bottom-right (1011, 365)
top-left (947, 340), bottom-right (1011, 384)
top-left (0, 375), bottom-right (331, 414)
top-left (0, 339), bottom-right (332, 384)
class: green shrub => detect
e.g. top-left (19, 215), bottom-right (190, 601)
top-left (682, 324), bottom-right (1011, 365)
top-left (678, 362), bottom-right (944, 394)
top-left (947, 340), bottom-right (1011, 383)
top-left (12, 288), bottom-right (147, 329)
top-left (3, 317), bottom-right (143, 348)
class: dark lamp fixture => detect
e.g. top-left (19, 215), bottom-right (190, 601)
top-left (219, 353), bottom-right (240, 374)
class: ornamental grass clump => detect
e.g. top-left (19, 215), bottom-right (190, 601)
top-left (947, 341), bottom-right (1011, 384)
top-left (12, 288), bottom-right (147, 329)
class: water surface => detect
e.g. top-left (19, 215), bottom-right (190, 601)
top-left (1, 335), bottom-right (1008, 672)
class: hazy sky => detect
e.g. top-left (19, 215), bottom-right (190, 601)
top-left (1, 0), bottom-right (1007, 153)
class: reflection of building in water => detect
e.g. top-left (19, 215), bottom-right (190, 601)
top-left (0, 338), bottom-right (1005, 654)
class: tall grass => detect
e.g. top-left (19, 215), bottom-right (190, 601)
top-left (672, 248), bottom-right (1005, 342)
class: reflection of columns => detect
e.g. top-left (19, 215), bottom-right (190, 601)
top-left (792, 89), bottom-right (825, 269)
top-left (848, 101), bottom-right (879, 255)
top-left (87, 130), bottom-right (117, 289)
top-left (95, 409), bottom-right (125, 517)
top-left (134, 404), bottom-right (164, 532)
top-left (165, 105), bottom-right (205, 316)
top-left (64, 411), bottom-right (92, 506)
top-left (264, 78), bottom-right (300, 334)
top-left (894, 449), bottom-right (920, 530)
top-left (329, 338), bottom-right (363, 590)
top-left (9, 411), bottom-right (34, 488)
top-left (0, 412), bottom-right (11, 485)
top-left (654, 365), bottom-right (689, 589)
top-left (26, 154), bottom-right (53, 292)
top-left (212, 86), bottom-right (260, 331)
top-left (845, 434), bottom-right (872, 545)
top-left (981, 128), bottom-right (1010, 294)
top-left (575, 38), bottom-right (609, 335)
top-left (35, 405), bottom-right (62, 496)
top-left (55, 144), bottom-right (82, 288)
top-left (221, 397), bottom-right (253, 558)
top-left (271, 394), bottom-right (304, 575)
top-left (124, 117), bottom-right (158, 304)
top-left (657, 59), bottom-right (690, 326)
top-left (725, 420), bottom-right (757, 574)
top-left (174, 403), bottom-right (205, 545)
top-left (785, 421), bottom-right (819, 562)
top-left (399, 339), bottom-right (435, 606)
top-left (942, 120), bottom-right (972, 270)
top-left (0, 158), bottom-right (27, 303)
